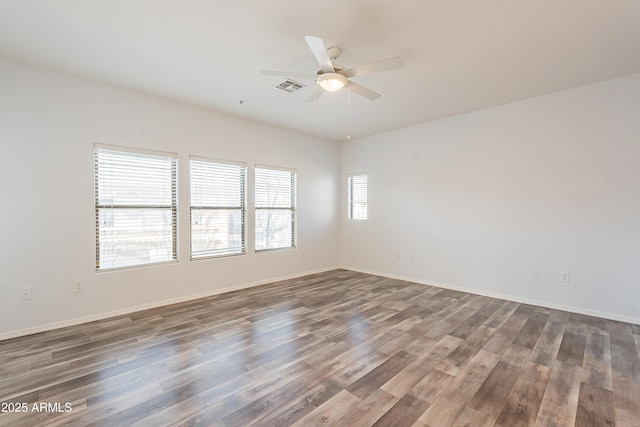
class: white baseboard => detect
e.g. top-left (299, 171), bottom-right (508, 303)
top-left (339, 265), bottom-right (640, 326)
top-left (0, 266), bottom-right (339, 341)
top-left (4, 264), bottom-right (637, 341)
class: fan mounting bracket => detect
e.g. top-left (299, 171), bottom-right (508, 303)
top-left (327, 46), bottom-right (341, 61)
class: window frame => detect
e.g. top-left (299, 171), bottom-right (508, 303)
top-left (348, 172), bottom-right (368, 221)
top-left (189, 156), bottom-right (247, 260)
top-left (94, 144), bottom-right (178, 271)
top-left (254, 165), bottom-right (297, 252)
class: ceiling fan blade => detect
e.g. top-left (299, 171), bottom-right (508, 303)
top-left (260, 70), bottom-right (317, 79)
top-left (348, 81), bottom-right (382, 100)
top-left (341, 57), bottom-right (404, 78)
top-left (305, 84), bottom-right (324, 103)
top-left (304, 36), bottom-right (335, 73)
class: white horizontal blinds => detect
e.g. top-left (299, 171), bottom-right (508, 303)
top-left (94, 146), bottom-right (177, 270)
top-left (255, 166), bottom-right (297, 251)
top-left (348, 173), bottom-right (367, 220)
top-left (190, 158), bottom-right (246, 259)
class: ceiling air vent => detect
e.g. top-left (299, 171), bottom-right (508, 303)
top-left (274, 79), bottom-right (306, 93)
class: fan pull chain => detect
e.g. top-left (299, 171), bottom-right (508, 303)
top-left (313, 85), bottom-right (318, 138)
top-left (346, 84), bottom-right (351, 141)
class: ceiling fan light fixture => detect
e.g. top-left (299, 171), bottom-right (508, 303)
top-left (318, 73), bottom-right (347, 92)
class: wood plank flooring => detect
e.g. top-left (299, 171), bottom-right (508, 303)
top-left (1, 269), bottom-right (639, 426)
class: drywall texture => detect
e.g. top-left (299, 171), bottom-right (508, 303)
top-left (341, 74), bottom-right (640, 323)
top-left (0, 58), bottom-right (340, 338)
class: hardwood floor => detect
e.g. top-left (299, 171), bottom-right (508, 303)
top-left (1, 269), bottom-right (639, 426)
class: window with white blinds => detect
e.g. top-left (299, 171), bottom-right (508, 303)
top-left (94, 145), bottom-right (178, 271)
top-left (348, 173), bottom-right (367, 220)
top-left (255, 166), bottom-right (297, 251)
top-left (190, 157), bottom-right (246, 259)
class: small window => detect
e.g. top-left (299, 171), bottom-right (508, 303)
top-left (348, 173), bottom-right (367, 220)
top-left (94, 145), bottom-right (178, 271)
top-left (255, 166), bottom-right (297, 251)
top-left (190, 157), bottom-right (246, 259)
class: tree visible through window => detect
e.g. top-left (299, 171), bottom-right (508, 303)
top-left (94, 145), bottom-right (178, 270)
top-left (255, 166), bottom-right (297, 251)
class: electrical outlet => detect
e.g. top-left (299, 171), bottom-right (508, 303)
top-left (395, 253), bottom-right (401, 261)
top-left (74, 281), bottom-right (85, 293)
top-left (561, 272), bottom-right (571, 283)
top-left (410, 255), bottom-right (416, 263)
top-left (20, 287), bottom-right (32, 301)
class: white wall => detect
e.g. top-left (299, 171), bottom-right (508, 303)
top-left (2, 56), bottom-right (638, 339)
top-left (340, 74), bottom-right (640, 324)
top-left (0, 58), bottom-right (340, 338)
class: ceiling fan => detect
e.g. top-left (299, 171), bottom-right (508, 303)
top-left (261, 36), bottom-right (403, 102)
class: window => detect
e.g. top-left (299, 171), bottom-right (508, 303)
top-left (190, 157), bottom-right (246, 259)
top-left (255, 166), bottom-right (297, 251)
top-left (348, 173), bottom-right (367, 220)
top-left (94, 145), bottom-right (177, 271)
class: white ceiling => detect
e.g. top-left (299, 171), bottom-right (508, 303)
top-left (1, 0), bottom-right (639, 141)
